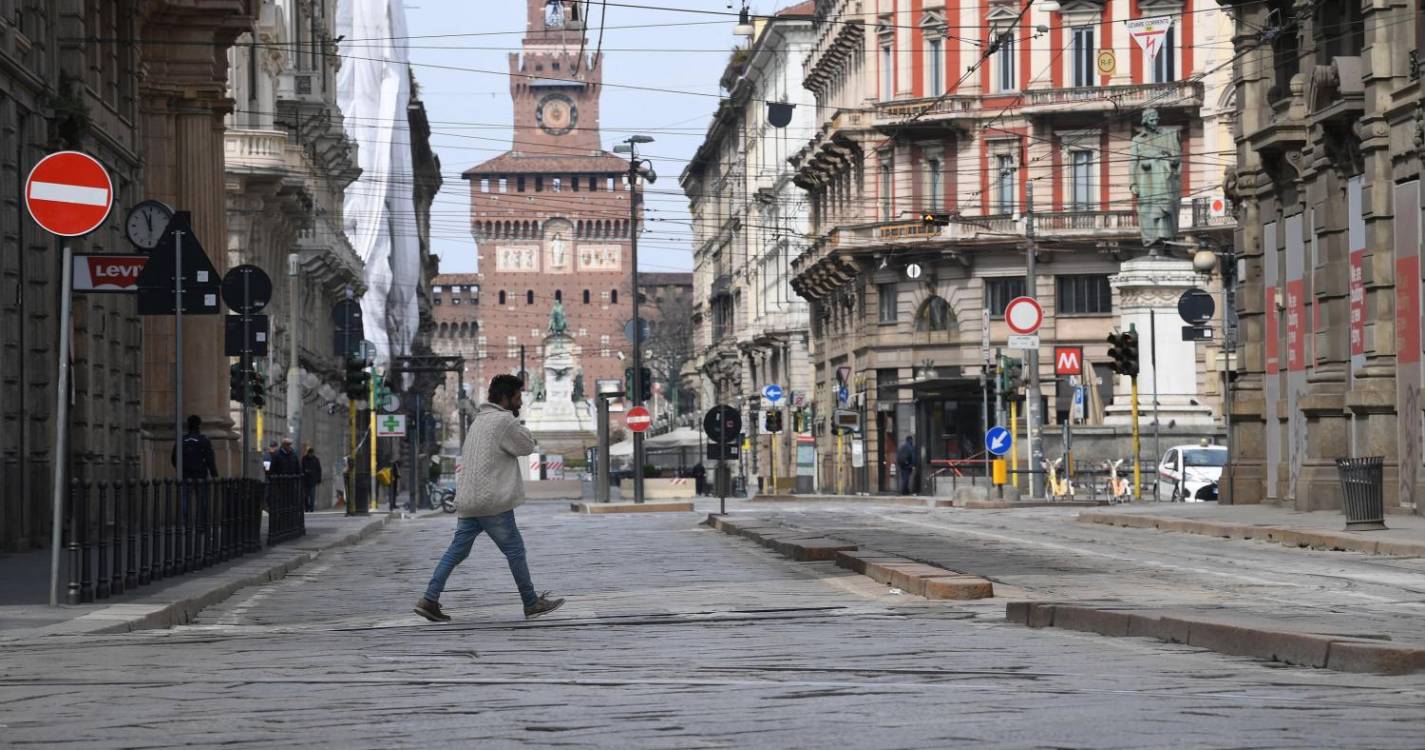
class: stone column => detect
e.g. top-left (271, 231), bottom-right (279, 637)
top-left (1106, 255), bottom-right (1217, 429)
top-left (137, 3), bottom-right (254, 476)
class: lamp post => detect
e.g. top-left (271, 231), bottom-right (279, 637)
top-left (1193, 240), bottom-right (1237, 501)
top-left (614, 135), bottom-right (657, 503)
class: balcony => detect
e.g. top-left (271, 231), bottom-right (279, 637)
top-left (1020, 80), bottom-right (1203, 117)
top-left (225, 129), bottom-right (302, 174)
top-left (827, 215), bottom-right (1022, 249)
top-left (710, 273), bottom-right (734, 299)
top-left (872, 95), bottom-right (979, 133)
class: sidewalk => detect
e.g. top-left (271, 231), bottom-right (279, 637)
top-left (1078, 501), bottom-right (1425, 556)
top-left (0, 510), bottom-right (411, 639)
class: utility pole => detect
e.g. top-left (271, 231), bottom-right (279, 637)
top-left (617, 134), bottom-right (656, 504)
top-left (1024, 182), bottom-right (1045, 499)
top-left (519, 344), bottom-right (526, 384)
top-left (287, 253), bottom-right (301, 450)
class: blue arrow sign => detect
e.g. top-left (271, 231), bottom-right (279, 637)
top-left (985, 426), bottom-right (1012, 456)
top-left (762, 384), bottom-right (784, 404)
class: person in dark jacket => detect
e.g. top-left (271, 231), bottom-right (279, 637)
top-left (270, 437), bottom-right (301, 476)
top-left (301, 443), bottom-right (323, 512)
top-left (170, 415), bottom-right (218, 521)
top-left (896, 436), bottom-right (917, 496)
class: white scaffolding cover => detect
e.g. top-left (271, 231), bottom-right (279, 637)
top-left (337, 0), bottom-right (420, 366)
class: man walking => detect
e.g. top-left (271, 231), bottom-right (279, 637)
top-left (171, 415), bottom-right (219, 519)
top-left (301, 443), bottom-right (323, 512)
top-left (415, 374), bottom-right (564, 622)
top-left (897, 435), bottom-right (917, 496)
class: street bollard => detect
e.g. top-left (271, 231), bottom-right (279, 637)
top-left (66, 480), bottom-right (82, 605)
top-left (79, 481), bottom-right (94, 603)
top-left (95, 483), bottom-right (110, 600)
top-left (124, 480), bottom-right (138, 592)
top-left (138, 480), bottom-right (152, 586)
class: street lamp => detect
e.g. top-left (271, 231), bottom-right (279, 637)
top-left (617, 135), bottom-right (656, 504)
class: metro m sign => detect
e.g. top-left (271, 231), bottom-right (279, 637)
top-left (1054, 346), bottom-right (1083, 376)
top-left (72, 254), bottom-right (148, 292)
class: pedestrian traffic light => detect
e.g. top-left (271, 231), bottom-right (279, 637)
top-left (248, 368), bottom-right (266, 409)
top-left (229, 363), bottom-right (244, 404)
top-left (920, 212), bottom-right (951, 227)
top-left (344, 356), bottom-right (369, 400)
top-left (1107, 331), bottom-right (1141, 378)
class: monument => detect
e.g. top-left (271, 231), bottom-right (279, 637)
top-left (522, 300), bottom-right (597, 458)
top-left (1106, 108), bottom-right (1215, 429)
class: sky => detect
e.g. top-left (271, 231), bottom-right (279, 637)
top-left (400, 1), bottom-right (762, 275)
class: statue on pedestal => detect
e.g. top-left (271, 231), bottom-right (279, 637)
top-left (548, 299), bottom-right (568, 336)
top-left (1130, 108), bottom-right (1182, 252)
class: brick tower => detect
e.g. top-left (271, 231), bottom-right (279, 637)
top-left (462, 0), bottom-right (635, 395)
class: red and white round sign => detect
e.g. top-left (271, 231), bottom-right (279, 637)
top-left (1004, 296), bottom-right (1044, 335)
top-left (25, 151), bottom-right (113, 237)
top-left (626, 406), bottom-right (652, 433)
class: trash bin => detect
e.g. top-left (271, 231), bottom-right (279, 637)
top-left (1334, 456), bottom-right (1387, 531)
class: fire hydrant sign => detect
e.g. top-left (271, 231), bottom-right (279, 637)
top-left (25, 151), bottom-right (113, 237)
top-left (72, 254), bottom-right (148, 292)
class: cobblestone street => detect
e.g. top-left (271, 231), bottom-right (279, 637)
top-left (3, 503), bottom-right (1425, 748)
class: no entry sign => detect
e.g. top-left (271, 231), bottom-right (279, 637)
top-left (626, 406), bottom-right (652, 433)
top-left (25, 151), bottom-right (113, 237)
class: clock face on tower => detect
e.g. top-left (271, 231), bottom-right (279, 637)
top-left (535, 93), bottom-right (578, 136)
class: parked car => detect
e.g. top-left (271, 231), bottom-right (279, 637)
top-left (1157, 444), bottom-right (1228, 502)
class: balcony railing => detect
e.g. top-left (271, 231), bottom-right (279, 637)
top-left (225, 129), bottom-right (293, 172)
top-left (1021, 80), bottom-right (1203, 114)
top-left (874, 95), bottom-right (979, 123)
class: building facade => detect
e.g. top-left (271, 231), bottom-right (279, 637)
top-left (787, 0), bottom-right (1236, 494)
top-left (462, 0), bottom-right (636, 395)
top-left (1220, 0), bottom-right (1425, 513)
top-left (225, 0), bottom-right (364, 492)
top-left (682, 5), bottom-right (817, 494)
top-left (1, 0), bottom-right (259, 551)
top-left (429, 273), bottom-right (480, 455)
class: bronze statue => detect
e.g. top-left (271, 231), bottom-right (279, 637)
top-left (1130, 108), bottom-right (1182, 251)
top-left (547, 299), bottom-right (568, 335)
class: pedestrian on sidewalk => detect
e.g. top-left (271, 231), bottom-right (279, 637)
top-left (170, 414), bottom-right (219, 519)
top-left (897, 435), bottom-right (917, 496)
top-left (415, 374), bottom-right (564, 622)
top-left (301, 443), bottom-right (323, 512)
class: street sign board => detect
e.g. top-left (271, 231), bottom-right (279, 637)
top-left (623, 318), bottom-right (651, 344)
top-left (833, 408), bottom-right (861, 434)
top-left (224, 314), bottom-right (269, 356)
top-left (1072, 386), bottom-right (1086, 421)
top-left (985, 426), bottom-right (1013, 456)
top-left (596, 378), bottom-right (623, 396)
top-left (1054, 346), bottom-right (1083, 376)
top-left (703, 404), bottom-right (741, 442)
top-left (707, 441), bottom-right (741, 461)
top-left (72, 254), bottom-right (147, 292)
top-left (905, 263), bottom-right (923, 280)
top-left (762, 383), bottom-right (784, 404)
top-left (1004, 296), bottom-right (1044, 335)
top-left (1177, 287), bottom-right (1216, 324)
top-left (134, 211), bottom-right (222, 315)
top-left (332, 299), bottom-right (362, 329)
top-left (1126, 15), bottom-right (1174, 60)
top-left (1182, 325), bottom-right (1215, 342)
top-left (221, 264), bottom-right (273, 314)
top-left (24, 151), bottom-right (113, 237)
top-left (981, 308), bottom-right (991, 360)
top-left (1008, 333), bottom-right (1040, 350)
top-left (381, 392), bottom-right (402, 413)
top-left (376, 414), bottom-right (407, 437)
top-left (626, 405), bottom-right (652, 433)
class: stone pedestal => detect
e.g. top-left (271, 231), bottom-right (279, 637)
top-left (524, 333), bottom-right (596, 458)
top-left (1105, 255), bottom-right (1218, 428)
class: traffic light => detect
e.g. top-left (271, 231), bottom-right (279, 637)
top-left (1107, 331), bottom-right (1141, 377)
top-left (248, 367), bottom-right (266, 409)
top-left (229, 363), bottom-right (244, 404)
top-left (920, 212), bottom-right (951, 227)
top-left (624, 367), bottom-right (652, 402)
top-left (765, 410), bottom-right (783, 433)
top-left (344, 356), bottom-right (369, 400)
top-left (1000, 356), bottom-right (1024, 393)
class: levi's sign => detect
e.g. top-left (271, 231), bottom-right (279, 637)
top-left (73, 254), bottom-right (148, 292)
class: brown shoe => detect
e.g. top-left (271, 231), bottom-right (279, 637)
top-left (524, 593), bottom-right (565, 620)
top-left (414, 597), bottom-right (451, 622)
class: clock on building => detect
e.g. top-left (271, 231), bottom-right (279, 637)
top-left (535, 93), bottom-right (578, 136)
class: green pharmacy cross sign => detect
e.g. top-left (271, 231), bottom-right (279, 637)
top-left (377, 414), bottom-right (407, 437)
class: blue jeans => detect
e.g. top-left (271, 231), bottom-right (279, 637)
top-left (423, 511), bottom-right (538, 607)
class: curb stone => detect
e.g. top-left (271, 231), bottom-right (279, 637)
top-left (1006, 601), bottom-right (1425, 674)
top-left (1077, 511), bottom-right (1425, 557)
top-left (2, 515), bottom-right (392, 641)
top-left (704, 514), bottom-right (994, 600)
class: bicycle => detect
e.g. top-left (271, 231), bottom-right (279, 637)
top-left (426, 481), bottom-right (455, 513)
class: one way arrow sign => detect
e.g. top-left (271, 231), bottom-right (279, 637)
top-left (985, 426), bottom-right (1012, 456)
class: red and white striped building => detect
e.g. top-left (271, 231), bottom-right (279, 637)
top-left (788, 0), bottom-right (1237, 493)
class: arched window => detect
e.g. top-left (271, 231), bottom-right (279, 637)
top-left (610, 289), bottom-right (619, 304)
top-left (915, 296), bottom-right (955, 332)
top-left (582, 289), bottom-right (591, 304)
top-left (527, 290), bottom-right (535, 305)
top-left (498, 291), bottom-right (506, 305)
top-left (554, 289), bottom-right (562, 302)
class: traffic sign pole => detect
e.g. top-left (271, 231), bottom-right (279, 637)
top-left (49, 239), bottom-right (73, 607)
top-left (174, 230), bottom-right (185, 488)
top-left (1023, 182), bottom-right (1045, 500)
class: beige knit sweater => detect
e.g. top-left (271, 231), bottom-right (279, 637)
top-left (455, 403), bottom-right (537, 518)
